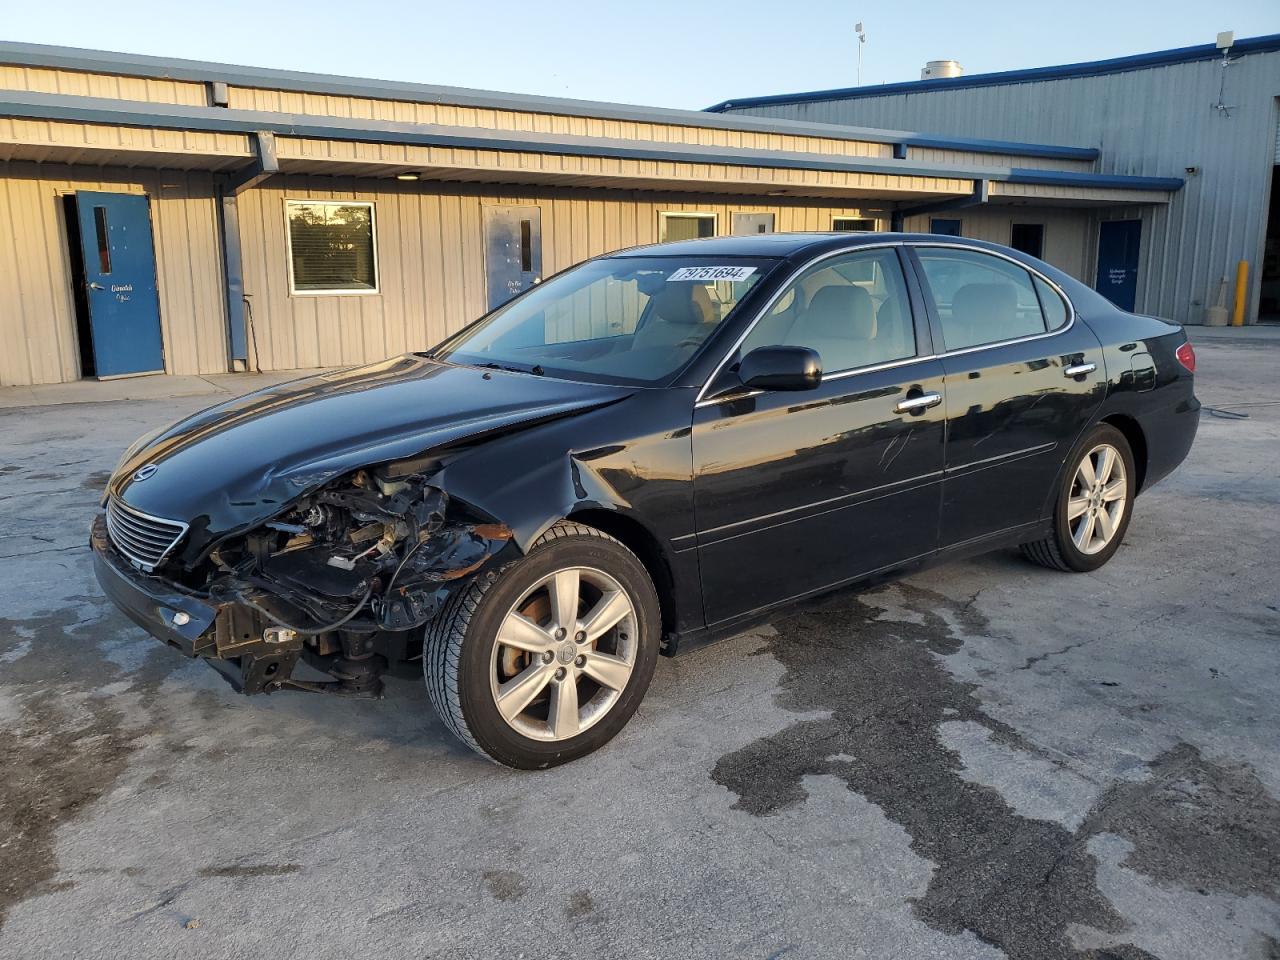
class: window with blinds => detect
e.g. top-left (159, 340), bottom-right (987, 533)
top-left (285, 200), bottom-right (378, 294)
top-left (659, 212), bottom-right (716, 242)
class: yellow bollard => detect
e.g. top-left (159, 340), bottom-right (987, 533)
top-left (1231, 260), bottom-right (1249, 326)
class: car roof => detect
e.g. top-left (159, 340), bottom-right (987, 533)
top-left (611, 232), bottom-right (1011, 260)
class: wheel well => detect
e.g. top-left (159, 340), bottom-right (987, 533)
top-left (1101, 414), bottom-right (1148, 493)
top-left (564, 509), bottom-right (677, 637)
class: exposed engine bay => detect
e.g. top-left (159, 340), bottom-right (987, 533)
top-left (110, 462), bottom-right (515, 699)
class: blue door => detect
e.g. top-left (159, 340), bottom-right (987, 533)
top-left (75, 191), bottom-right (164, 377)
top-left (1095, 220), bottom-right (1142, 312)
top-left (483, 205), bottom-right (542, 310)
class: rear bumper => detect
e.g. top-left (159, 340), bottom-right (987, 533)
top-left (1139, 392), bottom-right (1200, 492)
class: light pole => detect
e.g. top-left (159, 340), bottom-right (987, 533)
top-left (856, 21), bottom-right (867, 85)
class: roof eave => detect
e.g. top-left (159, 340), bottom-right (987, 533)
top-left (706, 32), bottom-right (1280, 111)
top-left (0, 40), bottom-right (1096, 162)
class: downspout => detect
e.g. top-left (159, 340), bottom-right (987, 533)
top-left (216, 131), bottom-right (278, 371)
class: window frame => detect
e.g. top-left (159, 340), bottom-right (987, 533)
top-left (832, 216), bottom-right (877, 232)
top-left (736, 246), bottom-right (918, 379)
top-left (284, 199), bottom-right (380, 297)
top-left (659, 211), bottom-right (717, 243)
top-left (696, 241), bottom-right (1077, 405)
top-left (696, 242), bottom-right (933, 405)
top-left (908, 243), bottom-right (1077, 356)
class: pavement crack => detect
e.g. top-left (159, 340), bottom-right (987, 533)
top-left (1017, 638), bottom-right (1098, 671)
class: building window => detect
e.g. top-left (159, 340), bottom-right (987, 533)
top-left (929, 218), bottom-right (963, 237)
top-left (286, 200), bottom-right (378, 294)
top-left (1010, 223), bottom-right (1045, 260)
top-left (833, 216), bottom-right (876, 232)
top-left (660, 212), bottom-right (716, 242)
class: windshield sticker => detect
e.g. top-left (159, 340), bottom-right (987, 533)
top-left (666, 266), bottom-right (757, 282)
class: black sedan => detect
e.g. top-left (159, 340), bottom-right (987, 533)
top-left (92, 233), bottom-right (1199, 768)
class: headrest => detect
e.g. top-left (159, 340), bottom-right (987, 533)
top-left (803, 285), bottom-right (876, 340)
top-left (952, 283), bottom-right (1017, 322)
top-left (648, 284), bottom-right (716, 325)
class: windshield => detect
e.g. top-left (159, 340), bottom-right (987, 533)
top-left (432, 256), bottom-right (779, 385)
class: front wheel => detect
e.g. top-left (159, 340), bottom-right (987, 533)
top-left (1021, 423), bottom-right (1136, 572)
top-left (424, 521), bottom-right (661, 768)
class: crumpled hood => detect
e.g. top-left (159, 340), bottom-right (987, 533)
top-left (109, 355), bottom-right (629, 562)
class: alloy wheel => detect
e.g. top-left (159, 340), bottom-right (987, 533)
top-left (489, 566), bottom-right (638, 741)
top-left (1067, 442), bottom-right (1128, 555)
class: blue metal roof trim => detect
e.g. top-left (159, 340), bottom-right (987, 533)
top-left (0, 41), bottom-right (1096, 162)
top-left (1006, 168), bottom-right (1184, 191)
top-left (0, 91), bottom-right (1179, 193)
top-left (706, 32), bottom-right (1280, 110)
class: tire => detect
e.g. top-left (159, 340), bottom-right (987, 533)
top-left (423, 521), bottom-right (661, 768)
top-left (1021, 423), bottom-right (1136, 573)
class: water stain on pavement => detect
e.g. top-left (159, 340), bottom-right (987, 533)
top-left (81, 470), bottom-right (113, 491)
top-left (712, 583), bottom-right (1280, 959)
top-left (198, 863), bottom-right (302, 879)
top-left (482, 869), bottom-right (528, 902)
top-left (0, 603), bottom-right (183, 929)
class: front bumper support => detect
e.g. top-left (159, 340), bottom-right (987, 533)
top-left (91, 515), bottom-right (305, 694)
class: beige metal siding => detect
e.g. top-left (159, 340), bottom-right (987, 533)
top-left (0, 65), bottom-right (209, 106)
top-left (905, 147), bottom-right (1093, 171)
top-left (0, 162), bottom-right (228, 386)
top-left (0, 118), bottom-right (251, 167)
top-left (273, 135), bottom-right (972, 200)
top-left (901, 206), bottom-right (1091, 280)
top-left (229, 86), bottom-right (899, 161)
top-left (237, 176), bottom-right (891, 371)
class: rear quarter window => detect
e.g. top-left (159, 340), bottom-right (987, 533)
top-left (1034, 275), bottom-right (1070, 330)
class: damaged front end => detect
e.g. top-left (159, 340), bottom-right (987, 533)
top-left (93, 462), bottom-right (514, 698)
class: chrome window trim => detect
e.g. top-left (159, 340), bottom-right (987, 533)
top-left (694, 352), bottom-right (940, 409)
top-left (694, 239), bottom-right (1078, 406)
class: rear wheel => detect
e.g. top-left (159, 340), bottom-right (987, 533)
top-left (1021, 423), bottom-right (1135, 572)
top-left (424, 521), bottom-right (660, 768)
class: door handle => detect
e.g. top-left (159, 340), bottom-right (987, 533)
top-left (87, 281), bottom-right (105, 290)
top-left (895, 392), bottom-right (942, 414)
top-left (1063, 362), bottom-right (1097, 378)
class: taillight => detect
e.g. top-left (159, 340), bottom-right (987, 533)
top-left (1175, 341), bottom-right (1196, 374)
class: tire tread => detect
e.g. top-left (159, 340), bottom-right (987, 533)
top-left (423, 521), bottom-right (632, 764)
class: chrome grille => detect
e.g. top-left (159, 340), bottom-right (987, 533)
top-left (105, 497), bottom-right (187, 572)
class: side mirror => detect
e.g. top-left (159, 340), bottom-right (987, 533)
top-left (738, 346), bottom-right (822, 391)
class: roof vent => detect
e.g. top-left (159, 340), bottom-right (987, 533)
top-left (921, 60), bottom-right (964, 80)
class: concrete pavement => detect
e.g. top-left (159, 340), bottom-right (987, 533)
top-left (0, 335), bottom-right (1276, 959)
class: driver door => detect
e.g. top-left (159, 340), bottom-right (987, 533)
top-left (691, 246), bottom-right (946, 627)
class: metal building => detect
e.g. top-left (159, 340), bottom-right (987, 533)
top-left (709, 33), bottom-right (1280, 327)
top-left (1, 43), bottom-right (1181, 387)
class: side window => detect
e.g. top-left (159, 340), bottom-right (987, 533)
top-left (915, 248), bottom-right (1047, 350)
top-left (1034, 275), bottom-right (1069, 330)
top-left (739, 249), bottom-right (916, 373)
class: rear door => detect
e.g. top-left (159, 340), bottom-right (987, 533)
top-left (909, 245), bottom-right (1107, 547)
top-left (75, 191), bottom-right (164, 378)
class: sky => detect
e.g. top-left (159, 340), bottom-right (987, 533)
top-left (5, 0), bottom-right (1278, 110)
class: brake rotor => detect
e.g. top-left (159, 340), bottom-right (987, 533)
top-left (499, 593), bottom-right (551, 679)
